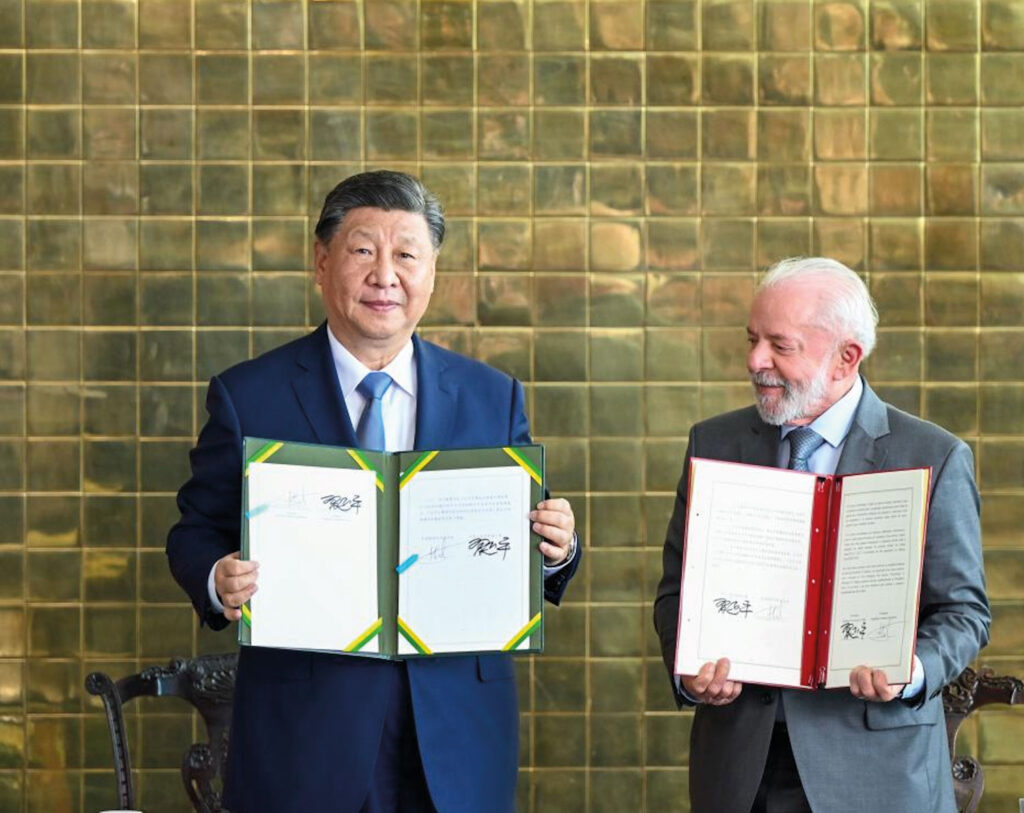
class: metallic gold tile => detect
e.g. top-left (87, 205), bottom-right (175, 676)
top-left (0, 53), bottom-right (21, 104)
top-left (814, 53), bottom-right (866, 105)
top-left (702, 109), bottom-right (755, 160)
top-left (533, 1), bottom-right (585, 51)
top-left (813, 164), bottom-right (867, 214)
top-left (197, 54), bottom-right (249, 104)
top-left (591, 56), bottom-right (642, 105)
top-left (703, 0), bottom-right (755, 49)
top-left (25, 659), bottom-right (78, 713)
top-left (26, 0), bottom-right (78, 47)
top-left (922, 384), bottom-right (977, 435)
top-left (84, 550), bottom-right (136, 601)
top-left (981, 219), bottom-right (1024, 271)
top-left (0, 328), bottom-right (23, 379)
top-left (536, 712), bottom-right (585, 763)
top-left (647, 110), bottom-right (699, 160)
top-left (27, 163), bottom-right (80, 215)
top-left (310, 109), bottom-right (361, 160)
top-left (926, 164), bottom-right (977, 215)
top-left (702, 55), bottom-right (755, 105)
top-left (983, 110), bottom-right (1024, 161)
top-left (980, 383), bottom-right (1024, 433)
top-left (534, 55), bottom-right (585, 106)
top-left (27, 274), bottom-right (81, 326)
top-left (422, 0), bottom-right (473, 49)
top-left (647, 55), bottom-right (699, 106)
top-left (981, 54), bottom-right (1024, 106)
top-left (591, 164), bottom-right (643, 216)
top-left (814, 0), bottom-right (867, 50)
top-left (366, 54), bottom-right (417, 104)
top-left (925, 329), bottom-right (977, 381)
top-left (533, 220), bottom-right (586, 270)
top-left (926, 53), bottom-right (977, 105)
top-left (139, 330), bottom-right (193, 381)
top-left (701, 273), bottom-right (755, 326)
top-left (647, 1), bottom-right (697, 48)
top-left (869, 218), bottom-right (921, 270)
top-left (591, 330), bottom-right (643, 382)
top-left (925, 219), bottom-right (977, 270)
top-left (0, 221), bottom-right (22, 270)
top-left (871, 273), bottom-right (921, 327)
top-left (590, 2), bottom-right (643, 50)
top-left (983, 496), bottom-right (1024, 547)
top-left (478, 54), bottom-right (529, 106)
top-left (534, 165), bottom-right (585, 215)
top-left (140, 109), bottom-right (192, 160)
top-left (478, 274), bottom-right (532, 325)
top-left (646, 386), bottom-right (699, 440)
top-left (477, 331), bottom-right (531, 381)
top-left (198, 164), bottom-right (249, 216)
top-left (84, 606), bottom-right (136, 660)
top-left (83, 384), bottom-right (136, 435)
top-left (197, 273), bottom-right (249, 325)
top-left (0, 275), bottom-right (21, 323)
top-left (870, 52), bottom-right (922, 105)
top-left (476, 110), bottom-right (527, 159)
top-left (478, 1), bottom-right (526, 50)
top-left (421, 274), bottom-right (475, 326)
top-left (138, 605), bottom-right (193, 658)
top-left (309, 55), bottom-right (362, 104)
top-left (83, 53), bottom-right (137, 105)
top-left (647, 164), bottom-right (698, 215)
top-left (0, 438), bottom-right (23, 490)
top-left (758, 166), bottom-right (811, 216)
top-left (0, 110), bottom-right (23, 160)
top-left (980, 329), bottom-right (1024, 380)
top-left (813, 217), bottom-right (866, 268)
top-left (140, 164), bottom-right (192, 216)
top-left (26, 109), bottom-right (80, 158)
top-left (591, 220), bottom-right (642, 271)
top-left (759, 0), bottom-right (811, 50)
top-left (26, 53), bottom-right (79, 104)
top-left (253, 0), bottom-right (304, 49)
top-left (139, 53), bottom-right (192, 104)
top-left (140, 0), bottom-right (192, 47)
top-left (982, 164), bottom-right (1024, 216)
top-left (535, 276), bottom-right (588, 326)
top-left (83, 161), bottom-right (138, 215)
top-left (84, 108), bottom-right (136, 160)
top-left (253, 54), bottom-right (304, 105)
top-left (139, 219), bottom-right (192, 271)
top-left (981, 273), bottom-right (1024, 327)
top-left (0, 385), bottom-right (24, 436)
top-left (870, 164), bottom-right (921, 216)
top-left (365, 0), bottom-right (418, 49)
top-left (926, 0), bottom-right (977, 50)
top-left (0, 0), bottom-right (22, 47)
top-left (437, 218), bottom-right (474, 271)
top-left (423, 55), bottom-right (473, 105)
top-left (927, 109), bottom-right (977, 161)
top-left (758, 218), bottom-right (812, 266)
top-left (252, 274), bottom-right (306, 326)
top-left (198, 109), bottom-right (250, 160)
top-left (139, 438), bottom-right (191, 492)
top-left (27, 219), bottom-right (80, 271)
top-left (982, 0), bottom-right (1024, 49)
top-left (871, 0), bottom-right (922, 50)
top-left (646, 221), bottom-right (700, 272)
top-left (252, 218), bottom-right (305, 268)
top-left (533, 384), bottom-right (588, 436)
top-left (82, 332), bottom-right (136, 382)
top-left (592, 274), bottom-right (645, 326)
top-left (534, 330), bottom-right (586, 382)
top-left (590, 438), bottom-right (642, 492)
top-left (925, 273), bottom-right (977, 327)
top-left (979, 441), bottom-right (1024, 490)
top-left (702, 164), bottom-right (756, 216)
top-left (590, 552), bottom-right (645, 602)
top-left (478, 220), bottom-right (531, 270)
top-left (253, 109), bottom-right (304, 161)
top-left (83, 274), bottom-right (136, 326)
top-left (308, 1), bottom-right (360, 49)
top-left (702, 327), bottom-right (748, 380)
top-left (366, 110), bottom-right (418, 159)
top-left (865, 329), bottom-right (921, 380)
top-left (761, 59), bottom-right (812, 112)
top-left (196, 220), bottom-right (248, 271)
top-left (83, 0), bottom-right (137, 48)
top-left (526, 108), bottom-right (584, 158)
top-left (870, 109), bottom-right (922, 160)
top-left (28, 605), bottom-right (80, 658)
top-left (28, 717), bottom-right (81, 769)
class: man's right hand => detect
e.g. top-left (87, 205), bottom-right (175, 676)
top-left (214, 552), bottom-right (259, 621)
top-left (681, 657), bottom-right (743, 706)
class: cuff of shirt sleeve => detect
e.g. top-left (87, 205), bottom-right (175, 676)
top-left (543, 531), bottom-right (578, 574)
top-left (207, 563), bottom-right (226, 614)
top-left (898, 654), bottom-right (925, 700)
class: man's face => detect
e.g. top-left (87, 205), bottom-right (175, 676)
top-left (314, 207), bottom-right (437, 366)
top-left (746, 282), bottom-right (846, 426)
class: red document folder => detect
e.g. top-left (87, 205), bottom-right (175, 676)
top-left (674, 458), bottom-right (931, 690)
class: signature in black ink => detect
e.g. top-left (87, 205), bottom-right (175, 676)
top-left (713, 598), bottom-right (752, 617)
top-left (423, 542), bottom-right (453, 562)
top-left (867, 620), bottom-right (902, 641)
top-left (321, 494), bottom-right (362, 514)
top-left (468, 536), bottom-right (511, 559)
top-left (840, 620), bottom-right (867, 640)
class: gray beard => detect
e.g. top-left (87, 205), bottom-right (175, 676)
top-left (751, 366), bottom-right (831, 426)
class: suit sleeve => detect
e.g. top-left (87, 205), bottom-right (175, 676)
top-left (166, 375), bottom-right (245, 631)
top-left (653, 427), bottom-right (696, 707)
top-left (913, 440), bottom-right (990, 703)
top-left (509, 377), bottom-right (582, 606)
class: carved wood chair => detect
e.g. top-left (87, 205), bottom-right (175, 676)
top-left (943, 665), bottom-right (1024, 813)
top-left (85, 653), bottom-right (238, 813)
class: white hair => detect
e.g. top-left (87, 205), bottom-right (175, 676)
top-left (757, 257), bottom-right (878, 358)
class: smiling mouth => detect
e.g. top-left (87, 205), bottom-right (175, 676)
top-left (362, 300), bottom-right (400, 311)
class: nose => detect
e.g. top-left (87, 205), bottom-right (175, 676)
top-left (368, 253), bottom-right (398, 287)
top-left (747, 340), bottom-right (770, 374)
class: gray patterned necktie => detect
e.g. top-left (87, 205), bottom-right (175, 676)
top-left (355, 372), bottom-right (393, 451)
top-left (787, 426), bottom-right (825, 472)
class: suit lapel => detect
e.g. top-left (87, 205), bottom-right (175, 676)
top-left (836, 378), bottom-right (891, 475)
top-left (743, 412), bottom-right (781, 468)
top-left (412, 335), bottom-right (456, 451)
top-left (290, 323), bottom-right (358, 446)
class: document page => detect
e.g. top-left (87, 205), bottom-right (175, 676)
top-left (246, 462), bottom-right (379, 653)
top-left (676, 458), bottom-right (819, 687)
top-left (398, 466), bottom-right (532, 654)
top-left (824, 468), bottom-right (928, 688)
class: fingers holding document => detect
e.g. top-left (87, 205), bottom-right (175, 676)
top-left (848, 665), bottom-right (900, 702)
top-left (682, 658), bottom-right (743, 706)
top-left (215, 552), bottom-right (259, 621)
top-left (530, 498), bottom-right (576, 565)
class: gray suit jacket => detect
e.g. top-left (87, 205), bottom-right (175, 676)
top-left (653, 380), bottom-right (990, 813)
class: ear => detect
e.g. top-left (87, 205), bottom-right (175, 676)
top-left (833, 340), bottom-right (864, 379)
top-left (313, 240), bottom-right (328, 286)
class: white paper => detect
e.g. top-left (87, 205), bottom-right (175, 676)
top-left (397, 466), bottom-right (532, 654)
top-left (825, 468), bottom-right (928, 688)
top-left (676, 458), bottom-right (818, 687)
top-left (246, 461), bottom-right (378, 653)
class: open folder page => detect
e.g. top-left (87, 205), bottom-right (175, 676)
top-left (675, 459), bottom-right (817, 687)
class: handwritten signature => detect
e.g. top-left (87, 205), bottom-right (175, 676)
top-left (840, 620), bottom-right (867, 640)
top-left (321, 494), bottom-right (362, 514)
top-left (840, 619), bottom-right (902, 641)
top-left (713, 598), bottom-right (752, 617)
top-left (469, 536), bottom-right (511, 559)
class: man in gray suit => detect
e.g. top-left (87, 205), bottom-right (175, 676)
top-left (653, 257), bottom-right (990, 812)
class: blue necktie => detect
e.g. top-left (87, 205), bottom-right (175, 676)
top-left (356, 372), bottom-right (393, 451)
top-left (787, 426), bottom-right (825, 472)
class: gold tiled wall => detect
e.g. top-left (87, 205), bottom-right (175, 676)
top-left (1, 0), bottom-right (1023, 810)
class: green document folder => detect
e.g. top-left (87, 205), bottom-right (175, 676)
top-left (238, 437), bottom-right (545, 659)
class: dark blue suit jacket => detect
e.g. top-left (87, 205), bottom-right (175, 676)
top-left (167, 324), bottom-right (579, 813)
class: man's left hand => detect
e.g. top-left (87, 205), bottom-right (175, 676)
top-left (531, 498), bottom-right (575, 565)
top-left (849, 665), bottom-right (899, 702)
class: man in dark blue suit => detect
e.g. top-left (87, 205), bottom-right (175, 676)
top-left (167, 170), bottom-right (580, 812)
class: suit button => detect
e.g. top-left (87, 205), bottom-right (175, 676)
top-left (761, 691), bottom-right (774, 705)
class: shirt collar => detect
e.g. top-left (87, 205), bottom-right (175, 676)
top-left (780, 375), bottom-right (863, 448)
top-left (325, 327), bottom-right (417, 400)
